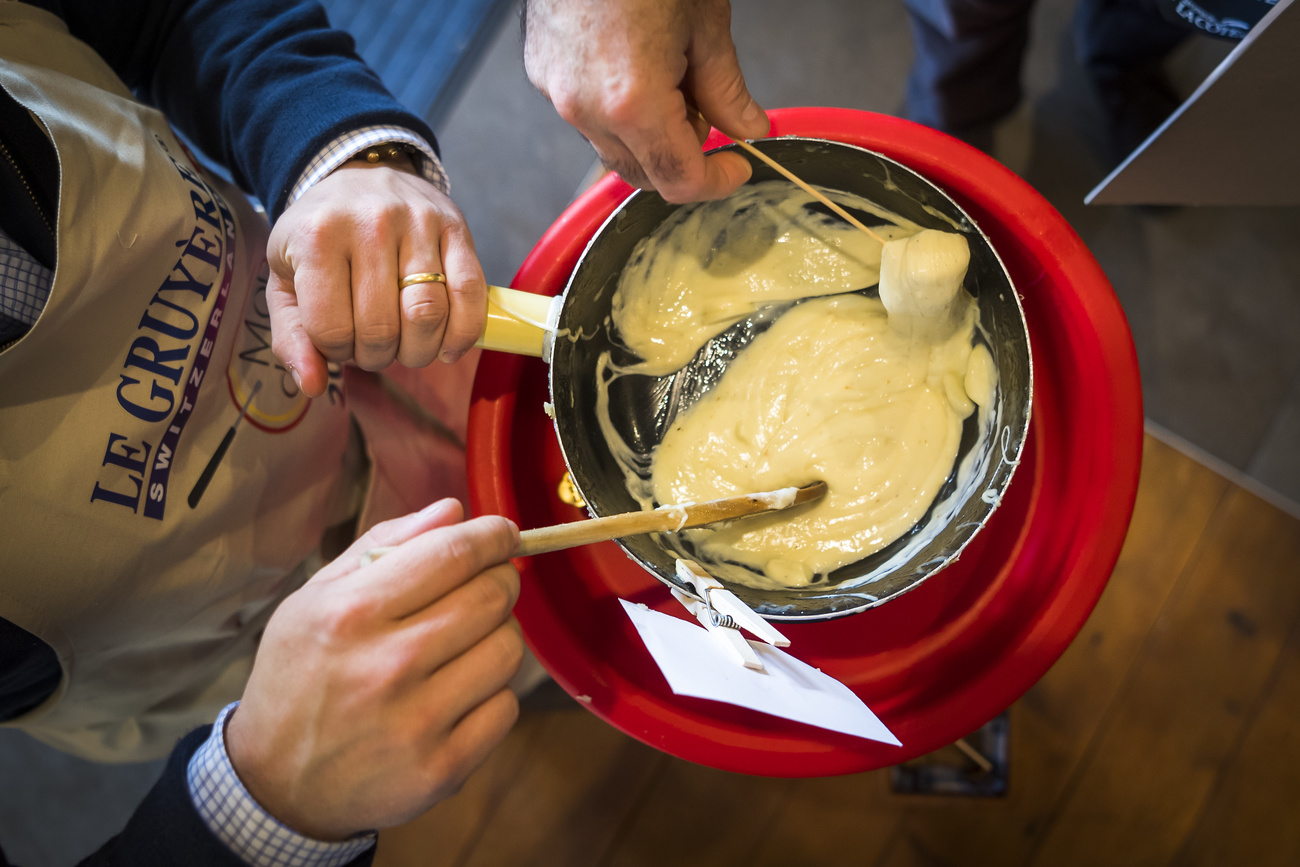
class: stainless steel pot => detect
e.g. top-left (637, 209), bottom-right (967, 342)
top-left (486, 136), bottom-right (1032, 621)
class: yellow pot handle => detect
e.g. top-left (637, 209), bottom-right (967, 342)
top-left (474, 285), bottom-right (562, 359)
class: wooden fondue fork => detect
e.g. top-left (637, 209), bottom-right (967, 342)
top-left (359, 481), bottom-right (827, 564)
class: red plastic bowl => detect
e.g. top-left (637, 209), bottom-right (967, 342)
top-left (468, 108), bottom-right (1143, 775)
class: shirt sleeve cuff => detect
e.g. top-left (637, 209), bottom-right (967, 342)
top-left (187, 702), bottom-right (376, 867)
top-left (286, 125), bottom-right (449, 208)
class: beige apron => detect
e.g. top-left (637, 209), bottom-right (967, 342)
top-left (0, 3), bottom-right (476, 762)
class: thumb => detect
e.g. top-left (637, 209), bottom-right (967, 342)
top-left (686, 17), bottom-right (768, 141)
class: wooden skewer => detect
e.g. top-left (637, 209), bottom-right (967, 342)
top-left (518, 480), bottom-right (826, 556)
top-left (727, 136), bottom-right (888, 246)
top-left (359, 481), bottom-right (827, 565)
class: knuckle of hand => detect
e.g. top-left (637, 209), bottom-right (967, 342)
top-left (421, 752), bottom-right (469, 803)
top-left (368, 205), bottom-right (402, 235)
top-left (310, 323), bottom-right (356, 358)
top-left (597, 86), bottom-right (645, 129)
top-left (498, 688), bottom-right (520, 723)
top-left (443, 271), bottom-right (485, 305)
top-left (289, 221), bottom-right (336, 257)
top-left (449, 274), bottom-right (486, 300)
top-left (468, 572), bottom-right (514, 620)
top-left (392, 707), bottom-right (435, 750)
top-left (489, 562), bottom-right (521, 606)
top-left (403, 297), bottom-right (449, 329)
top-left (483, 689), bottom-right (520, 739)
top-left (384, 640), bottom-right (426, 680)
top-left (549, 91), bottom-right (586, 126)
top-left (355, 322), bottom-right (401, 352)
top-left (441, 240), bottom-right (479, 274)
top-left (439, 533), bottom-right (480, 579)
top-left (492, 626), bottom-right (525, 673)
top-left (317, 593), bottom-right (373, 642)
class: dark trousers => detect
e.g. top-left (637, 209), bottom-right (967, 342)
top-left (903, 0), bottom-right (1191, 134)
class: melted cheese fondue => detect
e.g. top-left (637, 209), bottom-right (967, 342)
top-left (603, 181), bottom-right (996, 590)
top-left (611, 182), bottom-right (919, 376)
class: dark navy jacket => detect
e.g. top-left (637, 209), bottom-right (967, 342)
top-left (1, 0), bottom-right (441, 862)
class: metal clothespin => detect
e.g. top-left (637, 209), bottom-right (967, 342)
top-left (671, 559), bottom-right (790, 672)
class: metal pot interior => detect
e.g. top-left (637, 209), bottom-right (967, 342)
top-left (548, 137), bottom-right (1032, 620)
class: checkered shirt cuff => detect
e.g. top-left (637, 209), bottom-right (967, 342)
top-left (0, 227), bottom-right (53, 342)
top-left (187, 702), bottom-right (376, 867)
top-left (287, 126), bottom-right (448, 207)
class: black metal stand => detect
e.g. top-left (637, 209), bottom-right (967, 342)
top-left (889, 711), bottom-right (1010, 797)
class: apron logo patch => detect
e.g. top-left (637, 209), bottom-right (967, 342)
top-left (89, 153), bottom-right (236, 521)
top-left (225, 270), bottom-right (344, 434)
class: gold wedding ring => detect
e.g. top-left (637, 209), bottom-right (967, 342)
top-left (399, 272), bottom-right (447, 289)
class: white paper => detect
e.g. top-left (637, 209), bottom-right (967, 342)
top-left (620, 599), bottom-right (901, 746)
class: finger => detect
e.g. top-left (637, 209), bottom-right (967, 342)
top-left (294, 252), bottom-right (358, 367)
top-left (266, 265), bottom-right (330, 398)
top-left (395, 223), bottom-right (450, 370)
top-left (680, 103), bottom-right (757, 201)
top-left (684, 6), bottom-right (769, 142)
top-left (419, 622), bottom-right (522, 736)
top-left (370, 514), bottom-right (521, 617)
top-left (422, 619), bottom-right (524, 712)
top-left (350, 215), bottom-right (403, 371)
top-left (315, 498), bottom-right (466, 586)
top-left (417, 687), bottom-right (519, 806)
top-left (403, 562), bottom-right (520, 671)
top-left (435, 215), bottom-right (487, 364)
top-left (615, 110), bottom-right (752, 203)
top-left (588, 134), bottom-right (654, 191)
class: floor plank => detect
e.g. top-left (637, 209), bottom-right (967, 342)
top-left (378, 704), bottom-right (664, 867)
top-left (602, 760), bottom-right (793, 867)
top-left (749, 771), bottom-right (904, 867)
top-left (1026, 483), bottom-right (1300, 866)
top-left (457, 706), bottom-right (665, 867)
top-left (1174, 611), bottom-right (1300, 867)
top-left (874, 435), bottom-right (1229, 867)
top-left (374, 709), bottom-right (551, 867)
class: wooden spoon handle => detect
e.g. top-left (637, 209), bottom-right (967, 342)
top-left (518, 509), bottom-right (686, 557)
top-left (517, 481), bottom-right (827, 557)
top-left (357, 482), bottom-right (826, 566)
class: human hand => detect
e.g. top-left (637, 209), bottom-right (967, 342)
top-left (266, 161), bottom-right (487, 398)
top-left (523, 0), bottom-right (770, 203)
top-left (225, 499), bottom-right (523, 840)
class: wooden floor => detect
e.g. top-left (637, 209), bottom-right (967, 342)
top-left (373, 433), bottom-right (1300, 867)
